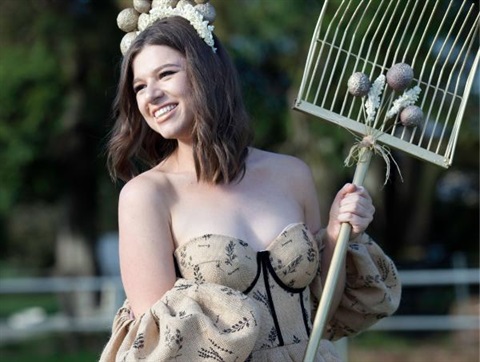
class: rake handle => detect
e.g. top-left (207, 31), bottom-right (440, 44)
top-left (303, 147), bottom-right (372, 362)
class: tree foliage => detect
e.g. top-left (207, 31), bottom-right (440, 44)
top-left (0, 0), bottom-right (477, 272)
top-left (0, 0), bottom-right (121, 269)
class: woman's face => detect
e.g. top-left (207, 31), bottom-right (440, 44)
top-left (132, 45), bottom-right (194, 143)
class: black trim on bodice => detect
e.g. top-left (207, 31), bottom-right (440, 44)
top-left (174, 248), bottom-right (313, 346)
top-left (244, 250), bottom-right (311, 346)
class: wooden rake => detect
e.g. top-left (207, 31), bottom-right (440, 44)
top-left (292, 0), bottom-right (479, 360)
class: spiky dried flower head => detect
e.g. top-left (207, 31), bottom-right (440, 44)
top-left (387, 63), bottom-right (414, 92)
top-left (400, 105), bottom-right (424, 127)
top-left (347, 72), bottom-right (371, 97)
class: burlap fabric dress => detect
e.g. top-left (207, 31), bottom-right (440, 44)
top-left (99, 223), bottom-right (401, 361)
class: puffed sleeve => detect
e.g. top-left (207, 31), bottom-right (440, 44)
top-left (309, 231), bottom-right (401, 340)
top-left (99, 279), bottom-right (260, 362)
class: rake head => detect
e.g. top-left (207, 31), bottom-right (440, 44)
top-left (294, 0), bottom-right (479, 169)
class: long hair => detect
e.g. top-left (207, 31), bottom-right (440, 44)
top-left (107, 17), bottom-right (253, 183)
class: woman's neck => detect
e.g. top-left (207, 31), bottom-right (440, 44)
top-left (160, 140), bottom-right (196, 174)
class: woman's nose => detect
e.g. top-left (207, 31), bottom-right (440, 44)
top-left (145, 83), bottom-right (163, 103)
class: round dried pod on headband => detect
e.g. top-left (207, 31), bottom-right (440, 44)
top-left (347, 72), bottom-right (371, 97)
top-left (194, 0), bottom-right (209, 4)
top-left (133, 0), bottom-right (151, 13)
top-left (195, 2), bottom-right (216, 23)
top-left (152, 0), bottom-right (179, 7)
top-left (387, 63), bottom-right (414, 92)
top-left (120, 32), bottom-right (138, 55)
top-left (400, 105), bottom-right (423, 127)
top-left (117, 8), bottom-right (140, 32)
top-left (138, 13), bottom-right (152, 31)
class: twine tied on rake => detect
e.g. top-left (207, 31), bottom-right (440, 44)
top-left (344, 132), bottom-right (403, 186)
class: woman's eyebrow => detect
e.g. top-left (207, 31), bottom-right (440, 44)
top-left (133, 63), bottom-right (182, 84)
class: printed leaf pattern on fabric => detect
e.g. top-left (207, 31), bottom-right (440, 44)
top-left (132, 333), bottom-right (145, 349)
top-left (223, 316), bottom-right (252, 333)
top-left (225, 240), bottom-right (237, 266)
top-left (198, 338), bottom-right (234, 361)
top-left (164, 325), bottom-right (183, 356)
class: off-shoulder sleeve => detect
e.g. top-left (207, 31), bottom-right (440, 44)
top-left (99, 279), bottom-right (260, 362)
top-left (309, 231), bottom-right (401, 341)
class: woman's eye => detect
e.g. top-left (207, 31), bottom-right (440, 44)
top-left (159, 70), bottom-right (175, 78)
top-left (133, 84), bottom-right (145, 94)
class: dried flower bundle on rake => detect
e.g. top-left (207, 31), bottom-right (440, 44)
top-left (293, 0), bottom-right (479, 360)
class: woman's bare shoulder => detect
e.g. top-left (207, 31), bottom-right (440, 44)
top-left (118, 168), bottom-right (173, 211)
top-left (249, 148), bottom-right (313, 179)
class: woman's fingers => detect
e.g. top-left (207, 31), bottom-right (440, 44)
top-left (338, 192), bottom-right (374, 217)
top-left (328, 183), bottom-right (375, 239)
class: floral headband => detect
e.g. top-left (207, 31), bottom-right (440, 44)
top-left (117, 0), bottom-right (216, 55)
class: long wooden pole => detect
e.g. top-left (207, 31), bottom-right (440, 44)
top-left (303, 148), bottom-right (373, 362)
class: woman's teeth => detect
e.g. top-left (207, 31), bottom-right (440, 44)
top-left (154, 104), bottom-right (176, 118)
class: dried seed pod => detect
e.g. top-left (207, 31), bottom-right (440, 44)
top-left (400, 105), bottom-right (423, 127)
top-left (120, 32), bottom-right (138, 55)
top-left (347, 72), bottom-right (371, 97)
top-left (387, 63), bottom-right (414, 92)
top-left (138, 13), bottom-right (151, 31)
top-left (195, 3), bottom-right (216, 23)
top-left (152, 0), bottom-right (178, 8)
top-left (194, 0), bottom-right (209, 4)
top-left (117, 8), bottom-right (140, 32)
top-left (133, 0), bottom-right (151, 13)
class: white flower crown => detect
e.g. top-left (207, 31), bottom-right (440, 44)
top-left (117, 0), bottom-right (217, 55)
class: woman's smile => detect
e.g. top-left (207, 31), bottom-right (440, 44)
top-left (154, 104), bottom-right (178, 119)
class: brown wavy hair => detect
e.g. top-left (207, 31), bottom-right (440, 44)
top-left (107, 17), bottom-right (252, 183)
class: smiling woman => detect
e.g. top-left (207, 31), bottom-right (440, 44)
top-left (99, 1), bottom-right (401, 361)
top-left (107, 15), bottom-right (251, 184)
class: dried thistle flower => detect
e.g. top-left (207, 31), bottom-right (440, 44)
top-left (347, 72), bottom-right (371, 97)
top-left (387, 63), bottom-right (414, 92)
top-left (400, 105), bottom-right (424, 127)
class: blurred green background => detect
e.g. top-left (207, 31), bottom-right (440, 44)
top-left (0, 0), bottom-right (478, 361)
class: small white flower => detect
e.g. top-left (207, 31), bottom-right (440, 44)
top-left (386, 85), bottom-right (421, 119)
top-left (365, 74), bottom-right (385, 123)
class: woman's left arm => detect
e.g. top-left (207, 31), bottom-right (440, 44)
top-left (291, 159), bottom-right (379, 322)
top-left (308, 183), bottom-right (401, 339)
